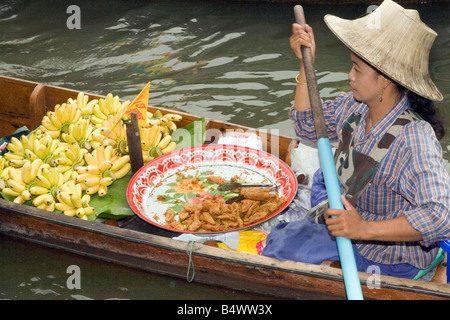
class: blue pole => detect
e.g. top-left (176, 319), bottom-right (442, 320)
top-left (439, 241), bottom-right (450, 283)
top-left (318, 138), bottom-right (364, 300)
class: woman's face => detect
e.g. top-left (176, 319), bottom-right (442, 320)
top-left (348, 52), bottom-right (383, 105)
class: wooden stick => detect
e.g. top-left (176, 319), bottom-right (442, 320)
top-left (125, 112), bottom-right (144, 174)
top-left (293, 5), bottom-right (328, 139)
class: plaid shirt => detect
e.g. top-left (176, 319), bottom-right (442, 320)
top-left (289, 92), bottom-right (450, 269)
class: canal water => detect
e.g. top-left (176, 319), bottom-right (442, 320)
top-left (0, 0), bottom-right (449, 299)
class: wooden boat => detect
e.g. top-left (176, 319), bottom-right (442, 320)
top-left (0, 75), bottom-right (449, 300)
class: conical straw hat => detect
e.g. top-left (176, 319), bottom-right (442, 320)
top-left (324, 0), bottom-right (443, 101)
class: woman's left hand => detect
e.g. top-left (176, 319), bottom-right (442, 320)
top-left (324, 196), bottom-right (369, 240)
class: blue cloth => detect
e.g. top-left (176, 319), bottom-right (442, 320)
top-left (261, 217), bottom-right (420, 279)
top-left (310, 168), bottom-right (329, 207)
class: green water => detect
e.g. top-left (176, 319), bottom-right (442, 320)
top-left (0, 0), bottom-right (448, 299)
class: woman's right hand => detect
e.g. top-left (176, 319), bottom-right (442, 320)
top-left (290, 23), bottom-right (316, 62)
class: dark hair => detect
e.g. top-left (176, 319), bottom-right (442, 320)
top-left (395, 84), bottom-right (446, 140)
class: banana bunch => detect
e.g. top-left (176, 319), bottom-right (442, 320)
top-left (30, 166), bottom-right (69, 211)
top-left (2, 159), bottom-right (46, 204)
top-left (25, 134), bottom-right (64, 167)
top-left (39, 101), bottom-right (82, 139)
top-left (0, 89), bottom-right (185, 220)
top-left (91, 117), bottom-right (129, 156)
top-left (68, 92), bottom-right (98, 115)
top-left (0, 155), bottom-right (8, 181)
top-left (3, 134), bottom-right (37, 167)
top-left (52, 142), bottom-right (85, 180)
top-left (55, 180), bottom-right (95, 219)
top-left (146, 112), bottom-right (182, 136)
top-left (90, 93), bottom-right (131, 126)
top-left (61, 118), bottom-right (95, 152)
top-left (75, 145), bottom-right (130, 197)
top-left (140, 125), bottom-right (177, 163)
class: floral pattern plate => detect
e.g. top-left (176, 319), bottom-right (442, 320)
top-left (127, 144), bottom-right (297, 234)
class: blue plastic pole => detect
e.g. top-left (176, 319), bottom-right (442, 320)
top-left (439, 241), bottom-right (450, 283)
top-left (318, 138), bottom-right (364, 300)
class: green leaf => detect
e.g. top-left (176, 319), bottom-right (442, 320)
top-left (166, 182), bottom-right (178, 187)
top-left (89, 174), bottom-right (134, 220)
top-left (172, 117), bottom-right (206, 150)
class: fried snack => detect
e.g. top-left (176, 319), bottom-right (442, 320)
top-left (163, 187), bottom-right (287, 232)
top-left (206, 176), bottom-right (227, 185)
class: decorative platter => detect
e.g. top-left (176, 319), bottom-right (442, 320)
top-left (127, 144), bottom-right (297, 234)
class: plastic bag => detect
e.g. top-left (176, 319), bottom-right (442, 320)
top-left (216, 230), bottom-right (268, 255)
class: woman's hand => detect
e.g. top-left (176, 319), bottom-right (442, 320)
top-left (324, 196), bottom-right (368, 240)
top-left (324, 196), bottom-right (423, 242)
top-left (290, 23), bottom-right (316, 62)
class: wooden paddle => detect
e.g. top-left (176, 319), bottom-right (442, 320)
top-left (293, 5), bottom-right (364, 300)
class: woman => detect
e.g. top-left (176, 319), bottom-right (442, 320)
top-left (262, 0), bottom-right (450, 279)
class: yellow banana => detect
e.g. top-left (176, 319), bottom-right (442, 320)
top-left (98, 98), bottom-right (109, 116)
top-left (83, 207), bottom-right (95, 216)
top-left (32, 194), bottom-right (48, 207)
top-left (84, 152), bottom-right (98, 167)
top-left (110, 155), bottom-right (130, 172)
top-left (161, 141), bottom-right (177, 154)
top-left (157, 135), bottom-right (172, 149)
top-left (29, 186), bottom-right (49, 195)
top-left (7, 179), bottom-right (26, 193)
top-left (163, 113), bottom-right (182, 122)
top-left (35, 173), bottom-right (52, 189)
top-left (70, 194), bottom-right (82, 208)
top-left (85, 183), bottom-right (100, 195)
top-left (21, 189), bottom-right (32, 201)
top-left (98, 160), bottom-right (113, 172)
top-left (84, 176), bottom-right (100, 187)
top-left (100, 176), bottom-right (114, 186)
top-left (98, 184), bottom-right (108, 197)
top-left (7, 159), bottom-right (26, 168)
top-left (111, 163), bottom-right (131, 179)
top-left (86, 165), bottom-right (100, 175)
top-left (2, 187), bottom-right (20, 197)
top-left (48, 111), bottom-right (62, 128)
top-left (57, 191), bottom-right (73, 207)
top-left (93, 104), bottom-right (107, 120)
top-left (13, 195), bottom-right (25, 204)
top-left (103, 145), bottom-right (113, 161)
top-left (4, 152), bottom-right (24, 161)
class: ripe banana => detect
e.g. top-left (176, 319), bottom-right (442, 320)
top-left (30, 167), bottom-right (68, 211)
top-left (75, 145), bottom-right (130, 197)
top-left (61, 118), bottom-right (94, 152)
top-left (91, 117), bottom-right (128, 156)
top-left (55, 180), bottom-right (95, 219)
top-left (3, 133), bottom-right (39, 165)
top-left (41, 102), bottom-right (82, 138)
top-left (0, 159), bottom-right (45, 204)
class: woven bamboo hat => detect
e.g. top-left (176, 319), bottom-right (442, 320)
top-left (324, 0), bottom-right (443, 101)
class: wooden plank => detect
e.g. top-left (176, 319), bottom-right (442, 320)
top-left (0, 77), bottom-right (38, 136)
top-left (29, 83), bottom-right (47, 131)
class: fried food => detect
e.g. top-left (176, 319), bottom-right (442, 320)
top-left (206, 176), bottom-right (227, 185)
top-left (163, 186), bottom-right (287, 232)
